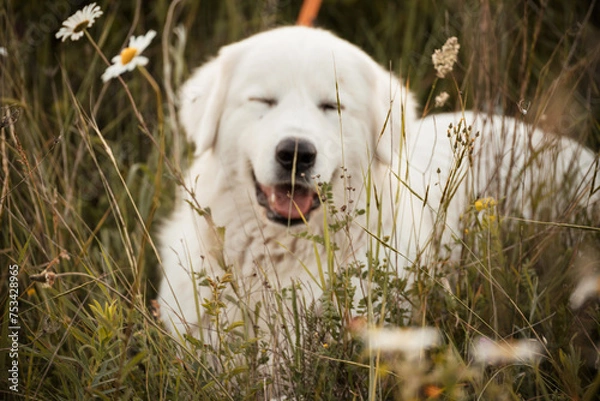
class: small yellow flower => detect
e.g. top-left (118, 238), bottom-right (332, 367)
top-left (101, 30), bottom-right (157, 82)
top-left (55, 3), bottom-right (103, 42)
top-left (474, 197), bottom-right (497, 212)
top-left (485, 215), bottom-right (496, 223)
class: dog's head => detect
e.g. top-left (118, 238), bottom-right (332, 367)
top-left (179, 26), bottom-right (417, 225)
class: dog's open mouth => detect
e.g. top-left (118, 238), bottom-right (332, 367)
top-left (256, 181), bottom-right (320, 225)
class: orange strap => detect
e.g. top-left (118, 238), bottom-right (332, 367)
top-left (296, 0), bottom-right (322, 26)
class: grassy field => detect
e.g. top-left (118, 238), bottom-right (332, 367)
top-left (1, 1), bottom-right (599, 399)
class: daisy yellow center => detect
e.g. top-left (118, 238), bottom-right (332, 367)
top-left (120, 47), bottom-right (138, 65)
top-left (73, 20), bottom-right (89, 33)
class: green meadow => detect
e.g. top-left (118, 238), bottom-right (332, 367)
top-left (1, 1), bottom-right (599, 399)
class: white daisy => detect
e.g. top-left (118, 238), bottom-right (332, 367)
top-left (55, 3), bottom-right (103, 42)
top-left (362, 326), bottom-right (441, 359)
top-left (569, 273), bottom-right (600, 309)
top-left (471, 337), bottom-right (543, 365)
top-left (101, 30), bottom-right (157, 82)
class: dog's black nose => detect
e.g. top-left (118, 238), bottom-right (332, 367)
top-left (275, 138), bottom-right (317, 172)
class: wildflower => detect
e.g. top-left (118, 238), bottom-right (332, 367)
top-left (149, 299), bottom-right (162, 319)
top-left (434, 91), bottom-right (450, 108)
top-left (348, 316), bottom-right (368, 334)
top-left (29, 268), bottom-right (57, 288)
top-left (41, 315), bottom-right (61, 335)
top-left (484, 214), bottom-right (496, 224)
top-left (471, 337), bottom-right (543, 365)
top-left (0, 106), bottom-right (21, 129)
top-left (423, 385), bottom-right (444, 398)
top-left (474, 196), bottom-right (497, 212)
top-left (55, 3), bottom-right (103, 42)
top-left (440, 276), bottom-right (454, 295)
top-left (432, 37), bottom-right (460, 78)
top-left (569, 273), bottom-right (600, 309)
top-left (363, 326), bottom-right (441, 359)
top-left (0, 47), bottom-right (7, 57)
top-left (101, 30), bottom-right (156, 82)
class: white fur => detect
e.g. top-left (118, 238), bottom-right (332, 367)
top-left (158, 26), bottom-right (598, 343)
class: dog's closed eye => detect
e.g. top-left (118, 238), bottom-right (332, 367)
top-left (319, 101), bottom-right (343, 112)
top-left (249, 96), bottom-right (278, 107)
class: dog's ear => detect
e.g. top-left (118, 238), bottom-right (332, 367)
top-left (369, 64), bottom-right (418, 164)
top-left (178, 45), bottom-right (238, 155)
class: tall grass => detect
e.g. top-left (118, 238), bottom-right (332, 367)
top-left (1, 1), bottom-right (599, 400)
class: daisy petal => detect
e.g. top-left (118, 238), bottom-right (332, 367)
top-left (101, 30), bottom-right (156, 82)
top-left (55, 3), bottom-right (103, 42)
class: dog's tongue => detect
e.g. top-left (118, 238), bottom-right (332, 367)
top-left (260, 184), bottom-right (314, 220)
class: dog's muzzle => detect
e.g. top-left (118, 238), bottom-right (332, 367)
top-left (255, 137), bottom-right (321, 225)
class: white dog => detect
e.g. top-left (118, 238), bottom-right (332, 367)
top-left (158, 26), bottom-right (597, 346)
